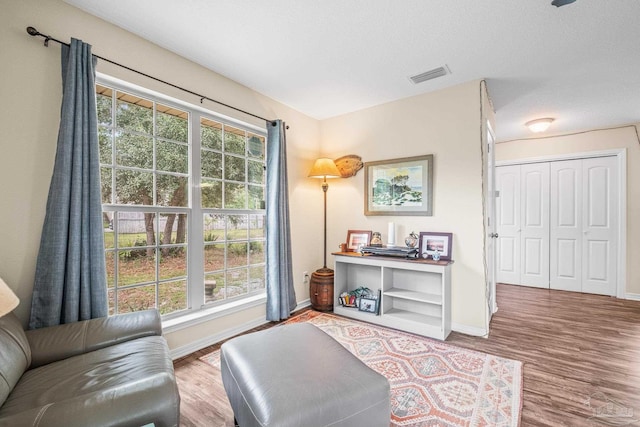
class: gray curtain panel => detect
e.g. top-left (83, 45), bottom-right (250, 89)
top-left (29, 39), bottom-right (108, 329)
top-left (265, 120), bottom-right (297, 321)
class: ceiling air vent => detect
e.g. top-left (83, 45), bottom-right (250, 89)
top-left (409, 66), bottom-right (449, 84)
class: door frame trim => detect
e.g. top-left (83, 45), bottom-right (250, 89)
top-left (486, 121), bottom-right (497, 319)
top-left (497, 148), bottom-right (627, 299)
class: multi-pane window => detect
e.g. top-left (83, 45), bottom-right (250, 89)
top-left (200, 118), bottom-right (266, 303)
top-left (97, 80), bottom-right (266, 318)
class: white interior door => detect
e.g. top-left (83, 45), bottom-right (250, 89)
top-left (486, 124), bottom-right (497, 315)
top-left (582, 156), bottom-right (618, 296)
top-left (496, 165), bottom-right (521, 285)
top-left (550, 160), bottom-right (582, 292)
top-left (520, 163), bottom-right (550, 288)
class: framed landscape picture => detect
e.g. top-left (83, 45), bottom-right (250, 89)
top-left (418, 232), bottom-right (453, 261)
top-left (364, 155), bottom-right (434, 216)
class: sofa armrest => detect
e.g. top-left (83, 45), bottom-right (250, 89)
top-left (25, 309), bottom-right (162, 368)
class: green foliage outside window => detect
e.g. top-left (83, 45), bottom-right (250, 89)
top-left (99, 84), bottom-right (266, 316)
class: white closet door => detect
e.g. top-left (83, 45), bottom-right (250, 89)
top-left (496, 165), bottom-right (521, 285)
top-left (582, 156), bottom-right (618, 296)
top-left (550, 160), bottom-right (582, 292)
top-left (520, 163), bottom-right (550, 288)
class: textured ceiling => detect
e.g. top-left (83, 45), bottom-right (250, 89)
top-left (64, 0), bottom-right (640, 141)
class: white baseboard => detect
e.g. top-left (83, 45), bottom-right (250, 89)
top-left (169, 298), bottom-right (313, 360)
top-left (295, 298), bottom-right (311, 310)
top-left (625, 293), bottom-right (640, 301)
top-left (170, 316), bottom-right (268, 360)
top-left (452, 322), bottom-right (488, 338)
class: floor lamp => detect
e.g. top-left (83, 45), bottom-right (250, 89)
top-left (308, 158), bottom-right (341, 311)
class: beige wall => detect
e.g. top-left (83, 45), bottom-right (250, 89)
top-left (495, 124), bottom-right (640, 295)
top-left (320, 80), bottom-right (489, 330)
top-left (0, 0), bottom-right (323, 348)
top-left (1, 0), bottom-right (491, 350)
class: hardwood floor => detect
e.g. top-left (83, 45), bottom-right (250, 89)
top-left (173, 285), bottom-right (640, 426)
top-left (448, 284), bottom-right (640, 426)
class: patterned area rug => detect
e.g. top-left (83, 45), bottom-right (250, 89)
top-left (201, 311), bottom-right (522, 427)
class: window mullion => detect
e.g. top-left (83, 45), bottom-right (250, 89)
top-left (155, 212), bottom-right (160, 310)
top-left (113, 209), bottom-right (119, 314)
top-left (152, 101), bottom-right (158, 207)
top-left (189, 113), bottom-right (205, 310)
top-left (221, 123), bottom-right (226, 207)
top-left (244, 130), bottom-right (249, 209)
top-left (110, 90), bottom-right (116, 205)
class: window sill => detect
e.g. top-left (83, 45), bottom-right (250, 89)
top-left (162, 293), bottom-right (267, 334)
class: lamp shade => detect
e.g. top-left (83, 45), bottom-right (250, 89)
top-left (308, 158), bottom-right (341, 178)
top-left (0, 277), bottom-right (19, 318)
top-left (525, 118), bottom-right (554, 133)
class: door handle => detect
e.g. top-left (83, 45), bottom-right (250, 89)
top-left (489, 233), bottom-right (499, 238)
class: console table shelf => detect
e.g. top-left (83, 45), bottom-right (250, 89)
top-left (332, 252), bottom-right (452, 340)
top-left (383, 289), bottom-right (442, 305)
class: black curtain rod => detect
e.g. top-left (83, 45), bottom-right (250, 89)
top-left (26, 26), bottom-right (285, 128)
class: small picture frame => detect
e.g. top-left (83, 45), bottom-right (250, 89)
top-left (358, 296), bottom-right (378, 313)
top-left (345, 230), bottom-right (372, 252)
top-left (418, 232), bottom-right (453, 261)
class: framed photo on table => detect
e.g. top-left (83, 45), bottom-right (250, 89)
top-left (358, 296), bottom-right (378, 314)
top-left (345, 230), bottom-right (372, 252)
top-left (364, 154), bottom-right (434, 216)
top-left (418, 232), bottom-right (453, 261)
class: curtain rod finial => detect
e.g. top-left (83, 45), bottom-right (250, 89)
top-left (269, 121), bottom-right (290, 130)
top-left (26, 26), bottom-right (50, 47)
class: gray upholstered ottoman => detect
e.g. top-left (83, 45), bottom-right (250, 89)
top-left (221, 322), bottom-right (390, 427)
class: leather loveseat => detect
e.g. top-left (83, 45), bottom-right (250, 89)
top-left (0, 309), bottom-right (180, 427)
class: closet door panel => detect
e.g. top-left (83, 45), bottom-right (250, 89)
top-left (519, 163), bottom-right (550, 288)
top-left (550, 160), bottom-right (582, 291)
top-left (523, 238), bottom-right (543, 275)
top-left (496, 166), bottom-right (521, 285)
top-left (582, 156), bottom-right (618, 296)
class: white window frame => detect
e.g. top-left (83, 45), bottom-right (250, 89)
top-left (97, 73), bottom-right (268, 322)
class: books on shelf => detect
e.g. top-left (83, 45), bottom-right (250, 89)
top-left (338, 294), bottom-right (357, 307)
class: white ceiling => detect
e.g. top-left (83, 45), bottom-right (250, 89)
top-left (65, 0), bottom-right (640, 141)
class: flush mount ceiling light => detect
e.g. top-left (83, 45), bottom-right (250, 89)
top-left (551, 0), bottom-right (577, 7)
top-left (525, 118), bottom-right (554, 133)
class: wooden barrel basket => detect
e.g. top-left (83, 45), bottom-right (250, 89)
top-left (309, 269), bottom-right (334, 312)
